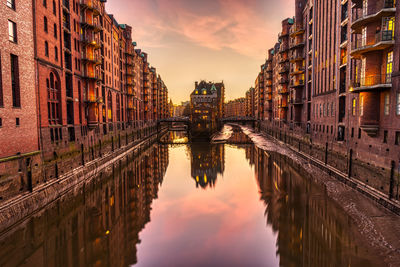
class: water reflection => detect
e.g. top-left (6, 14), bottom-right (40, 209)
top-left (0, 142), bottom-right (168, 267)
top-left (0, 132), bottom-right (380, 267)
top-left (190, 143), bottom-right (224, 189)
top-left (248, 145), bottom-right (376, 266)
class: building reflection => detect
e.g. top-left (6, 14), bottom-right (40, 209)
top-left (251, 146), bottom-right (372, 266)
top-left (189, 143), bottom-right (225, 189)
top-left (0, 141), bottom-right (169, 267)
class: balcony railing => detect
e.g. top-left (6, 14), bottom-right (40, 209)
top-left (279, 64), bottom-right (289, 73)
top-left (289, 37), bottom-right (305, 49)
top-left (82, 52), bottom-right (102, 65)
top-left (340, 55), bottom-right (348, 66)
top-left (351, 30), bottom-right (394, 55)
top-left (278, 86), bottom-right (289, 94)
top-left (290, 25), bottom-right (305, 37)
top-left (83, 70), bottom-right (101, 80)
top-left (80, 34), bottom-right (101, 48)
top-left (290, 79), bottom-right (305, 87)
top-left (279, 44), bottom-right (289, 53)
top-left (290, 51), bottom-right (304, 62)
top-left (352, 1), bottom-right (395, 30)
top-left (351, 73), bottom-right (392, 91)
top-left (80, 0), bottom-right (101, 16)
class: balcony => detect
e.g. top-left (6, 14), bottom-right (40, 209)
top-left (82, 70), bottom-right (101, 81)
top-left (85, 94), bottom-right (102, 104)
top-left (278, 31), bottom-right (289, 39)
top-left (350, 73), bottom-right (392, 92)
top-left (278, 56), bottom-right (288, 64)
top-left (290, 97), bottom-right (303, 105)
top-left (80, 18), bottom-right (102, 32)
top-left (290, 67), bottom-right (305, 76)
top-left (278, 102), bottom-right (288, 108)
top-left (279, 77), bottom-right (288, 84)
top-left (290, 25), bottom-right (305, 37)
top-left (265, 73), bottom-right (272, 79)
top-left (351, 31), bottom-right (394, 58)
top-left (289, 38), bottom-right (305, 49)
top-left (279, 44), bottom-right (289, 53)
top-left (278, 64), bottom-right (289, 74)
top-left (80, 34), bottom-right (101, 48)
top-left (265, 86), bottom-right (272, 93)
top-left (266, 65), bottom-right (273, 72)
top-left (290, 51), bottom-right (304, 63)
top-left (82, 53), bottom-right (102, 65)
top-left (351, 1), bottom-right (396, 31)
top-left (80, 0), bottom-right (101, 16)
top-left (290, 79), bottom-right (305, 88)
top-left (340, 55), bottom-right (348, 66)
top-left (278, 86), bottom-right (289, 94)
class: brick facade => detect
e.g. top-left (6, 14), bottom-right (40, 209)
top-left (0, 0), bottom-right (169, 203)
top-left (232, 0), bottom-right (400, 198)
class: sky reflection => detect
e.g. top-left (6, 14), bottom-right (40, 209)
top-left (135, 146), bottom-right (279, 267)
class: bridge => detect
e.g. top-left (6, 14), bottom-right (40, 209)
top-left (221, 117), bottom-right (256, 127)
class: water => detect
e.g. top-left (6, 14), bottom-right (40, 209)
top-left (0, 131), bottom-right (380, 267)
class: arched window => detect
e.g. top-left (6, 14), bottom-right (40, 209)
top-left (47, 72), bottom-right (61, 125)
top-left (107, 91), bottom-right (112, 122)
top-left (116, 94), bottom-right (120, 121)
top-left (44, 16), bottom-right (48, 32)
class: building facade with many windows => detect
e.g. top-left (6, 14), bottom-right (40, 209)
top-left (0, 0), bottom-right (169, 202)
top-left (234, 0), bottom-right (400, 198)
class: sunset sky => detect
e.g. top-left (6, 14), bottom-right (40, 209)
top-left (106, 0), bottom-right (295, 103)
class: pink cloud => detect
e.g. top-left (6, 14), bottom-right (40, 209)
top-left (108, 0), bottom-right (294, 58)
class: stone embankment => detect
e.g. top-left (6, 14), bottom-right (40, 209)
top-left (238, 125), bottom-right (400, 267)
top-left (0, 130), bottom-right (164, 231)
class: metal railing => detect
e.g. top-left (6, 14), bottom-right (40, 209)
top-left (352, 0), bottom-right (395, 23)
top-left (352, 31), bottom-right (394, 51)
top-left (351, 73), bottom-right (392, 88)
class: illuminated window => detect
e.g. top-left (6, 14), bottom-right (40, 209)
top-left (384, 93), bottom-right (390, 115)
top-left (397, 92), bottom-right (400, 115)
top-left (7, 0), bottom-right (15, 9)
top-left (8, 20), bottom-right (17, 43)
top-left (361, 27), bottom-right (367, 47)
top-left (352, 98), bottom-right (356, 115)
top-left (362, 0), bottom-right (368, 16)
top-left (387, 51), bottom-right (393, 83)
top-left (360, 95), bottom-right (364, 116)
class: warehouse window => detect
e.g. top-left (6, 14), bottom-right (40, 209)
top-left (47, 72), bottom-right (61, 124)
top-left (384, 93), bottom-right (390, 115)
top-left (44, 16), bottom-right (48, 32)
top-left (7, 0), bottom-right (15, 10)
top-left (8, 20), bottom-right (17, 43)
top-left (11, 54), bottom-right (20, 107)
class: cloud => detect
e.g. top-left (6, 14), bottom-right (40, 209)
top-left (106, 0), bottom-right (295, 102)
top-left (109, 0), bottom-right (292, 58)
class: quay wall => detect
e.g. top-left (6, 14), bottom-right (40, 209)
top-left (0, 123), bottom-right (165, 229)
top-left (247, 122), bottom-right (400, 215)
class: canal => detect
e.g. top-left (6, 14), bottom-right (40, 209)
top-left (0, 130), bottom-right (381, 266)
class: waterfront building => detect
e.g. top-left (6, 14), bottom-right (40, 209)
top-left (190, 81), bottom-right (225, 139)
top-left (245, 87), bottom-right (255, 118)
top-left (0, 0), bottom-right (169, 202)
top-left (225, 98), bottom-right (246, 118)
top-left (190, 143), bottom-right (225, 189)
top-left (231, 0), bottom-right (400, 198)
top-left (0, 0), bottom-right (39, 197)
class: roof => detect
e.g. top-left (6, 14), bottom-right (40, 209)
top-left (191, 81), bottom-right (224, 96)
